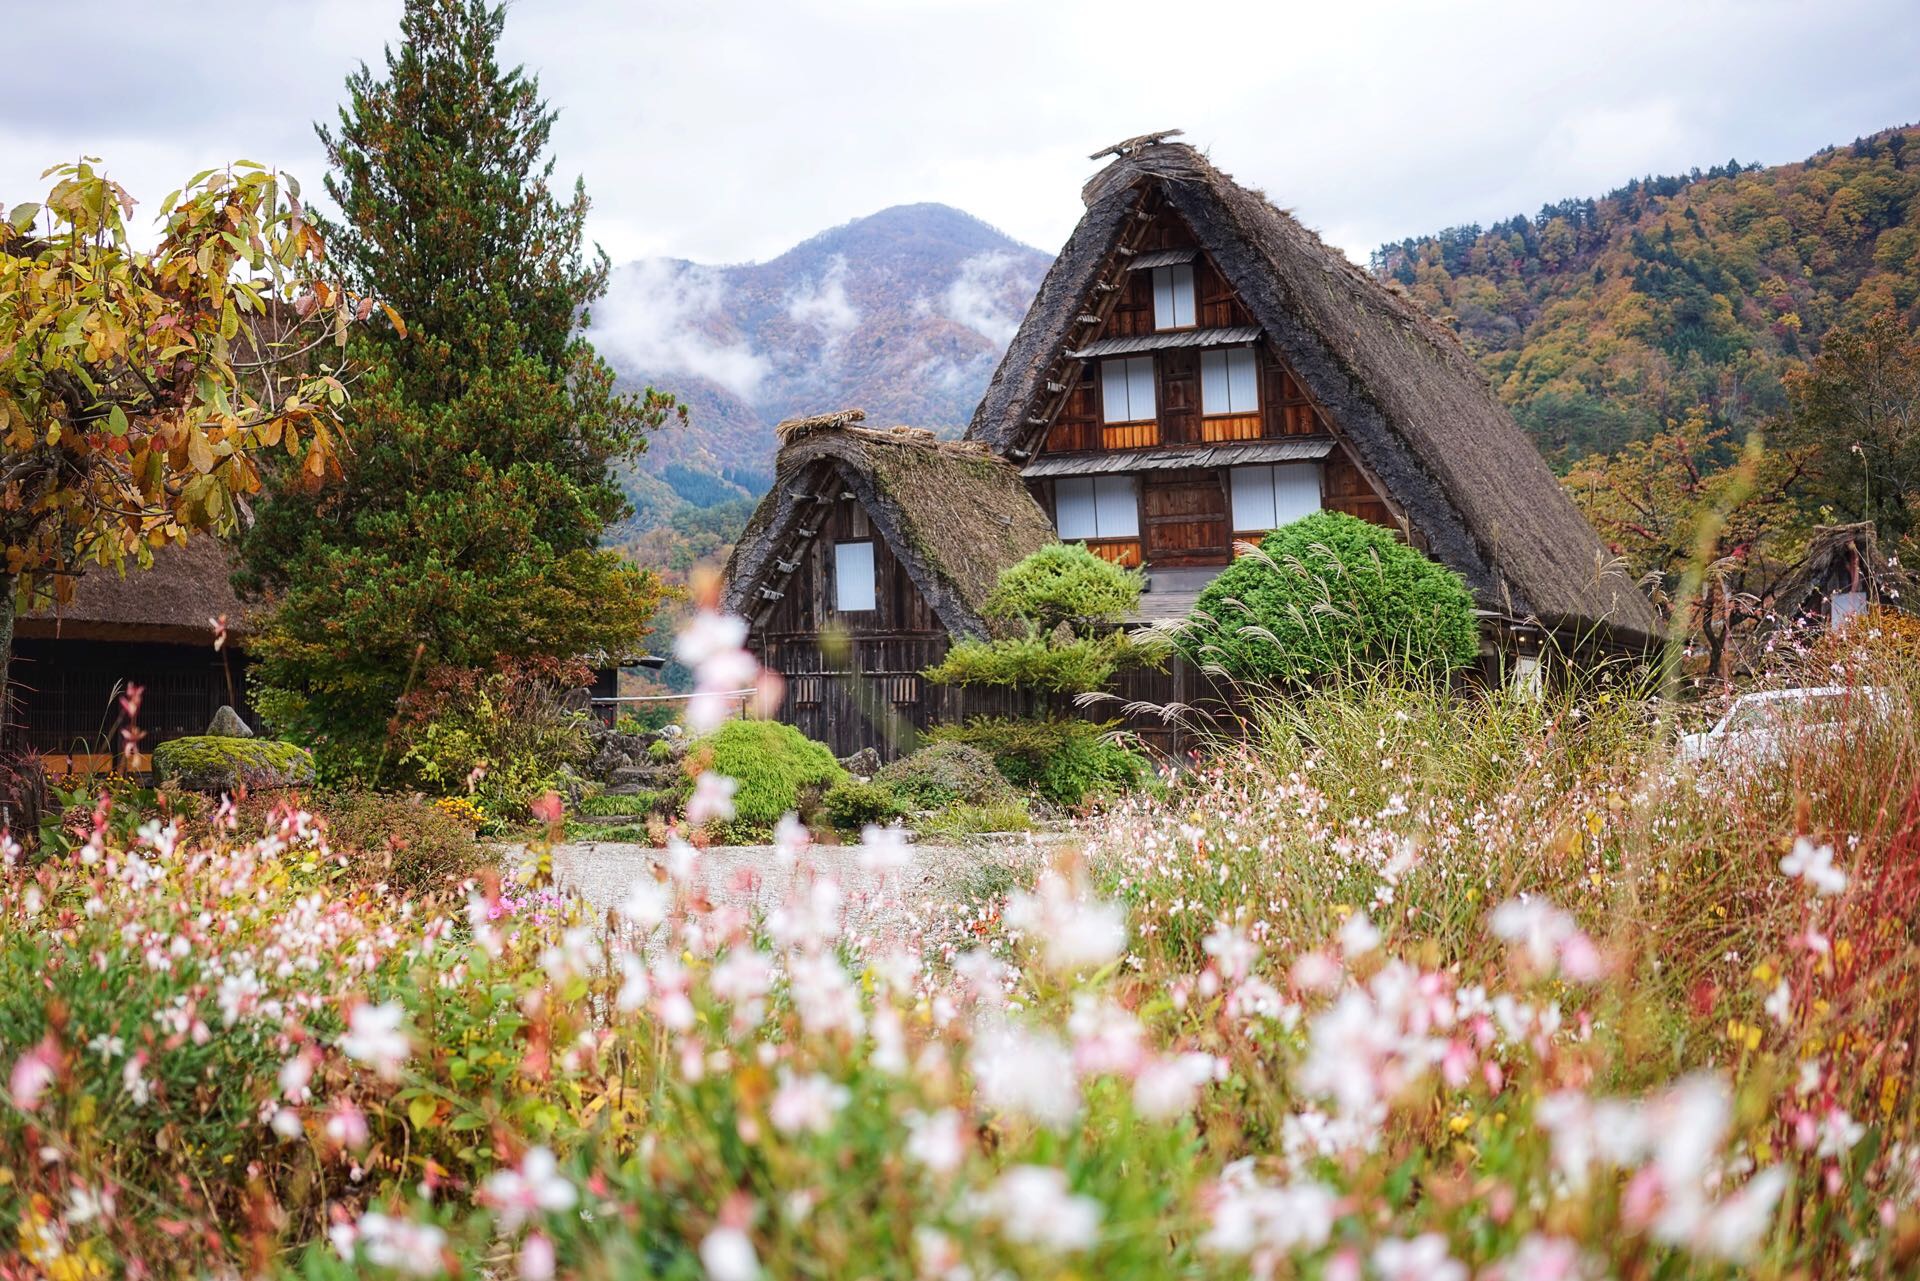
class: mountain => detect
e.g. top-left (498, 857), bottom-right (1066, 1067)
top-left (590, 203), bottom-right (1052, 528)
top-left (1371, 123), bottom-right (1920, 466)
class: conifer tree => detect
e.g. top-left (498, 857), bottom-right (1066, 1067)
top-left (243, 0), bottom-right (677, 774)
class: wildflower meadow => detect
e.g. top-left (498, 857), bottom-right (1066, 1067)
top-left (5, 611), bottom-right (1920, 1279)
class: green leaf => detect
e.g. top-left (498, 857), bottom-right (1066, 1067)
top-left (407, 1094), bottom-right (437, 1129)
top-left (8, 203), bottom-right (40, 232)
top-left (106, 404), bottom-right (128, 436)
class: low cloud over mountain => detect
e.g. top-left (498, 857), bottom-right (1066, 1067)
top-left (589, 203), bottom-right (1050, 505)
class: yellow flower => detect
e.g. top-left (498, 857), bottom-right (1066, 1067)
top-left (1752, 961), bottom-right (1776, 984)
top-left (1448, 1113), bottom-right (1472, 1135)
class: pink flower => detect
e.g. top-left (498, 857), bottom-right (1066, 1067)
top-left (339, 1001), bottom-right (411, 1080)
top-left (324, 1097), bottom-right (370, 1151)
top-left (699, 1225), bottom-right (759, 1281)
top-left (1004, 870), bottom-right (1127, 974)
top-left (9, 1039), bottom-right (57, 1112)
top-left (687, 772), bottom-right (739, 826)
top-left (768, 1070), bottom-right (848, 1136)
top-left (519, 1233), bottom-right (556, 1281)
top-left (482, 1147), bottom-right (578, 1232)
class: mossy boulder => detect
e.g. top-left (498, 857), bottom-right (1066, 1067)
top-left (152, 736), bottom-right (316, 794)
top-left (874, 741), bottom-right (1015, 809)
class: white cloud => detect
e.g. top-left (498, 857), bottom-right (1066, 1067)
top-left (589, 259), bottom-right (769, 401)
top-left (940, 251), bottom-right (1027, 347)
top-left (784, 255), bottom-right (859, 344)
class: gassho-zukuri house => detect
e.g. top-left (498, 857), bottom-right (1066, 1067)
top-left (735, 133), bottom-right (1659, 755)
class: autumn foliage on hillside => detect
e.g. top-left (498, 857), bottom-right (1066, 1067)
top-left (1375, 125), bottom-right (1920, 463)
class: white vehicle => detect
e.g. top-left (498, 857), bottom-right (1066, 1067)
top-left (1678, 686), bottom-right (1892, 766)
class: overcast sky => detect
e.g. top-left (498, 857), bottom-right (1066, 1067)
top-left (5, 0), bottom-right (1917, 267)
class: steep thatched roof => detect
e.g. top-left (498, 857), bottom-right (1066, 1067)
top-left (968, 141), bottom-right (1659, 645)
top-left (1768, 522), bottom-right (1914, 626)
top-left (19, 536), bottom-right (246, 645)
top-left (724, 412), bottom-right (1058, 638)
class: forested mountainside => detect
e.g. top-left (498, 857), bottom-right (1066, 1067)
top-left (1373, 124), bottom-right (1920, 465)
top-left (590, 203), bottom-right (1050, 536)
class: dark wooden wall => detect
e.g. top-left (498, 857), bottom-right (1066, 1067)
top-left (13, 638), bottom-right (252, 756)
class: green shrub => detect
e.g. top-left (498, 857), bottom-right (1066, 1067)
top-left (983, 542), bottom-right (1143, 629)
top-left (874, 741), bottom-right (1015, 809)
top-left (224, 788), bottom-right (489, 897)
top-left (929, 717), bottom-right (1149, 808)
top-left (821, 779), bottom-right (912, 830)
top-left (694, 719), bottom-right (846, 832)
top-left (396, 659), bottom-right (594, 823)
top-left (647, 739), bottom-right (675, 763)
top-left (923, 630), bottom-right (1163, 694)
top-left (152, 736), bottom-right (316, 794)
top-left (1181, 510), bottom-right (1479, 684)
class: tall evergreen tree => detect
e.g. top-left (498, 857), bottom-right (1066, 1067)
top-left (243, 0), bottom-right (677, 775)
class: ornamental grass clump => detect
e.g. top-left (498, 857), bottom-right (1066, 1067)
top-left (1179, 510), bottom-right (1480, 685)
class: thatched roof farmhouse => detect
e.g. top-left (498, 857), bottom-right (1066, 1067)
top-left (968, 135), bottom-right (1658, 651)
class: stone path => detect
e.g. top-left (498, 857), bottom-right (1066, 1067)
top-left (545, 831), bottom-right (1070, 940)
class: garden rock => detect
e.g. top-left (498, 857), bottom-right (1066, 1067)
top-left (839, 747), bottom-right (881, 780)
top-left (153, 736), bottom-right (315, 794)
top-left (206, 705), bottom-right (254, 738)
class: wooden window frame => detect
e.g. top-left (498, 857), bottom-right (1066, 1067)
top-left (1099, 356), bottom-right (1157, 427)
top-left (1150, 264), bottom-right (1197, 331)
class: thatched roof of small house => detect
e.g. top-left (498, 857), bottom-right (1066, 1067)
top-left (968, 140), bottom-right (1659, 645)
top-left (1767, 522), bottom-right (1914, 627)
top-left (724, 410), bottom-right (1058, 638)
top-left (19, 537), bottom-right (246, 646)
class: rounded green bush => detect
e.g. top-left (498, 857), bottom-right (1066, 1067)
top-left (1182, 511), bottom-right (1479, 684)
top-left (695, 719), bottom-right (846, 831)
top-left (152, 736), bottom-right (316, 794)
top-left (821, 779), bottom-right (911, 830)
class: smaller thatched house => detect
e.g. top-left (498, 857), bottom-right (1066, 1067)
top-left (15, 538), bottom-right (252, 772)
top-left (1767, 523), bottom-right (1913, 633)
top-left (723, 411), bottom-right (1057, 756)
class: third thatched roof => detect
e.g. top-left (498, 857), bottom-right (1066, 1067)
top-left (724, 412), bottom-right (1057, 637)
top-left (968, 141), bottom-right (1659, 644)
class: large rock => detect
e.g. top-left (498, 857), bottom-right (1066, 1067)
top-left (152, 736), bottom-right (315, 794)
top-left (206, 705), bottom-right (254, 738)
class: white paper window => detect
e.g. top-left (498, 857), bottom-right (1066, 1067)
top-left (1055, 476), bottom-right (1140, 540)
top-left (834, 540), bottom-right (876, 612)
top-left (1100, 357), bottom-right (1156, 423)
top-left (1230, 464), bottom-right (1321, 532)
top-left (1151, 264), bottom-right (1195, 329)
top-left (1201, 347), bottom-right (1261, 415)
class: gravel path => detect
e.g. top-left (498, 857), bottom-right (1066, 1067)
top-left (547, 831), bottom-right (1070, 939)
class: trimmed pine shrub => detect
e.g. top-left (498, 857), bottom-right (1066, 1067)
top-left (693, 719), bottom-right (846, 831)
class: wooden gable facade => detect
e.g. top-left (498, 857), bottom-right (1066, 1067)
top-left (1024, 197), bottom-right (1396, 586)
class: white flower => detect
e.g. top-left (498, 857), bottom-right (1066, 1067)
top-left (482, 1146), bottom-right (578, 1232)
top-left (699, 1226), bottom-right (759, 1281)
top-left (773, 813), bottom-right (811, 866)
top-left (1132, 1052), bottom-right (1222, 1120)
top-left (271, 1108), bottom-right (303, 1140)
top-left (1201, 921), bottom-right (1260, 980)
top-left (539, 926), bottom-right (602, 986)
top-left (616, 952), bottom-right (652, 1013)
top-left (858, 823), bottom-right (913, 872)
top-left (1764, 980), bottom-right (1792, 1026)
top-left (1815, 1108), bottom-right (1866, 1159)
top-left (1483, 1234), bottom-right (1591, 1281)
top-left (688, 772), bottom-right (739, 826)
top-left (1688, 1166), bottom-right (1789, 1263)
top-left (1004, 871), bottom-right (1127, 974)
top-left (331, 1211), bottom-right (448, 1276)
top-left (1489, 897), bottom-right (1605, 980)
top-left (619, 878), bottom-right (669, 930)
top-left (904, 1108), bottom-right (969, 1174)
top-left (675, 611), bottom-right (749, 668)
top-left (279, 1051), bottom-right (315, 1102)
top-left (1338, 909), bottom-right (1380, 957)
top-left (1201, 1161), bottom-right (1337, 1259)
top-left (121, 1052), bottom-right (152, 1105)
top-left (339, 1001), bottom-right (411, 1080)
top-left (768, 1070), bottom-right (848, 1136)
top-left (971, 1022), bottom-right (1080, 1128)
top-left (1372, 1233), bottom-right (1466, 1281)
top-left (519, 1232), bottom-right (556, 1281)
top-left (972, 1165), bottom-right (1102, 1252)
top-left (1780, 836), bottom-right (1847, 895)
